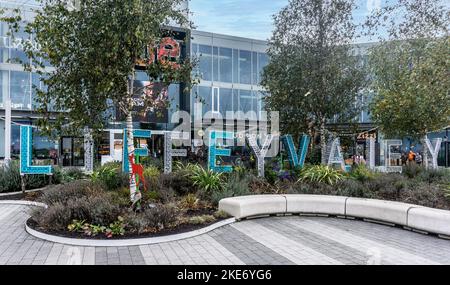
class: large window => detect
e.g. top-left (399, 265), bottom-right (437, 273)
top-left (0, 70), bottom-right (7, 108)
top-left (239, 89), bottom-right (253, 113)
top-left (219, 88), bottom-right (233, 115)
top-left (239, 50), bottom-right (252, 85)
top-left (10, 71), bottom-right (31, 110)
top-left (233, 49), bottom-right (239, 84)
top-left (199, 45), bottom-right (212, 81)
top-left (198, 86), bottom-right (211, 115)
top-left (219, 48), bottom-right (232, 83)
top-left (213, 47), bottom-right (219, 82)
top-left (258, 53), bottom-right (269, 84)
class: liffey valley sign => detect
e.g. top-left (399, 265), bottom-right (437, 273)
top-left (19, 118), bottom-right (444, 180)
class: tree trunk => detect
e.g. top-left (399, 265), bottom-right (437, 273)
top-left (421, 134), bottom-right (429, 169)
top-left (320, 119), bottom-right (327, 165)
top-left (126, 73), bottom-right (140, 207)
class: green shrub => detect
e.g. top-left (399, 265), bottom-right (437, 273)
top-left (403, 164), bottom-right (423, 178)
top-left (190, 167), bottom-right (223, 193)
top-left (444, 184), bottom-right (450, 200)
top-left (365, 173), bottom-right (407, 200)
top-left (213, 210), bottom-right (230, 219)
top-left (401, 182), bottom-right (446, 209)
top-left (140, 156), bottom-right (163, 170)
top-left (66, 195), bottom-right (121, 226)
top-left (31, 202), bottom-right (72, 231)
top-left (125, 204), bottom-right (178, 233)
top-left (188, 215), bottom-right (216, 225)
top-left (179, 193), bottom-right (200, 210)
top-left (336, 179), bottom-right (374, 198)
top-left (33, 180), bottom-right (121, 231)
top-left (143, 166), bottom-right (160, 181)
top-left (158, 173), bottom-right (193, 197)
top-left (210, 174), bottom-right (251, 206)
top-left (91, 162), bottom-right (128, 190)
top-left (416, 168), bottom-right (450, 184)
top-left (298, 165), bottom-right (345, 185)
top-left (61, 167), bottom-right (85, 182)
top-left (38, 180), bottom-right (96, 205)
top-left (349, 165), bottom-right (376, 182)
top-left (0, 161), bottom-right (52, 193)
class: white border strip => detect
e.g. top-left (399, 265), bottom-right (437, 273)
top-left (0, 200), bottom-right (47, 208)
top-left (25, 218), bottom-right (236, 247)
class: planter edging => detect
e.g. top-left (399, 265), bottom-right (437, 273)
top-left (25, 218), bottom-right (236, 247)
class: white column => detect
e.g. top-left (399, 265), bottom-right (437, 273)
top-left (4, 98), bottom-right (11, 166)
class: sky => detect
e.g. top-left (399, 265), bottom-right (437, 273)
top-left (189, 0), bottom-right (385, 41)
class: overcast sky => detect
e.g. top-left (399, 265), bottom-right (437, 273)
top-left (189, 0), bottom-right (386, 41)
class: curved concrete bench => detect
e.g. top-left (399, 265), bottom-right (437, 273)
top-left (218, 195), bottom-right (287, 219)
top-left (345, 197), bottom-right (423, 226)
top-left (218, 194), bottom-right (450, 238)
top-left (408, 207), bottom-right (450, 237)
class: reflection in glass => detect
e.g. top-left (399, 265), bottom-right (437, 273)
top-left (219, 88), bottom-right (232, 114)
top-left (239, 50), bottom-right (252, 85)
top-left (198, 86), bottom-right (211, 115)
top-left (10, 71), bottom-right (31, 110)
top-left (219, 48), bottom-right (232, 83)
top-left (258, 53), bottom-right (269, 84)
top-left (213, 47), bottom-right (219, 82)
top-left (199, 45), bottom-right (212, 81)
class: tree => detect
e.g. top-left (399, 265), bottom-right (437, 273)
top-left (366, 0), bottom-right (450, 166)
top-left (261, 0), bottom-right (366, 164)
top-left (3, 0), bottom-right (194, 207)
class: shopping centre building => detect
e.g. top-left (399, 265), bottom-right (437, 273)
top-left (0, 0), bottom-right (449, 167)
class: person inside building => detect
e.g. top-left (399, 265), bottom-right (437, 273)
top-left (408, 150), bottom-right (416, 164)
top-left (415, 152), bottom-right (423, 166)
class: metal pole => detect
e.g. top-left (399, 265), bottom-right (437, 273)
top-left (4, 98), bottom-right (11, 167)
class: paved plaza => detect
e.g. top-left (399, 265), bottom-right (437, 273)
top-left (1, 203), bottom-right (450, 265)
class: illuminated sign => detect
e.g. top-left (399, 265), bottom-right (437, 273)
top-left (20, 126), bottom-right (53, 175)
top-left (282, 134), bottom-right (310, 168)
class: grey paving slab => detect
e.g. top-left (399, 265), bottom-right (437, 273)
top-left (1, 203), bottom-right (450, 265)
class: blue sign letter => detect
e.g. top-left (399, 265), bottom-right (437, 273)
top-left (282, 134), bottom-right (310, 168)
top-left (208, 131), bottom-right (233, 173)
top-left (122, 129), bottom-right (152, 172)
top-left (20, 126), bottom-right (52, 175)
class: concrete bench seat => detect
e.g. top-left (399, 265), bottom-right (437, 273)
top-left (285, 195), bottom-right (347, 216)
top-left (407, 207), bottom-right (450, 237)
top-left (218, 195), bottom-right (287, 219)
top-left (218, 194), bottom-right (450, 237)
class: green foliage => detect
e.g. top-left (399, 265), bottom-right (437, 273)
top-left (91, 162), bottom-right (128, 190)
top-left (210, 174), bottom-right (251, 206)
top-left (67, 219), bottom-right (86, 232)
top-left (61, 167), bottom-right (85, 182)
top-left (190, 167), bottom-right (224, 194)
top-left (127, 204), bottom-right (178, 231)
top-left (158, 173), bottom-right (193, 197)
top-left (4, 0), bottom-right (194, 135)
top-left (298, 165), bottom-right (345, 185)
top-left (403, 164), bottom-right (423, 178)
top-left (369, 38), bottom-right (450, 139)
top-left (0, 161), bottom-right (59, 193)
top-left (262, 0), bottom-right (367, 144)
top-left (444, 185), bottom-right (450, 200)
top-left (188, 215), bottom-right (216, 225)
top-left (416, 168), bottom-right (450, 184)
top-left (349, 165), bottom-right (376, 182)
top-left (179, 193), bottom-right (200, 210)
top-left (213, 210), bottom-right (230, 219)
top-left (105, 216), bottom-right (126, 238)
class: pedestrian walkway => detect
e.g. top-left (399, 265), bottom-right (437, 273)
top-left (1, 203), bottom-right (450, 265)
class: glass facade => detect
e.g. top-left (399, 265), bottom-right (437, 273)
top-left (191, 38), bottom-right (269, 119)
